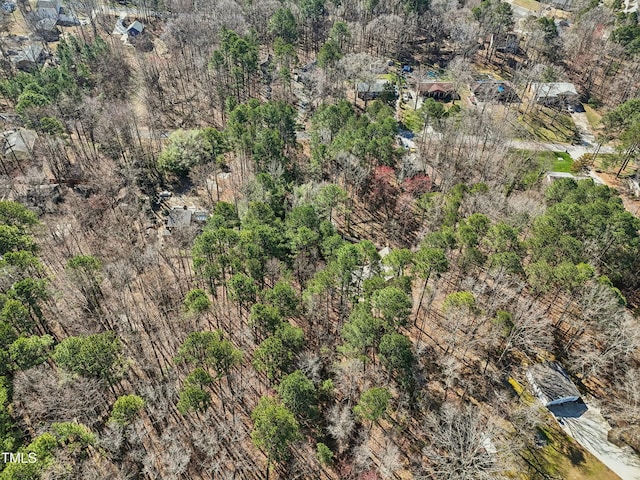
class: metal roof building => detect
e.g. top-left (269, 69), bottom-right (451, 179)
top-left (526, 362), bottom-right (581, 407)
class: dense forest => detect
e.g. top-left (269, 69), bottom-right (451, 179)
top-left (0, 0), bottom-right (639, 478)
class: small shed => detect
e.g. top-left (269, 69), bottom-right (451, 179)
top-left (526, 362), bottom-right (581, 407)
top-left (417, 81), bottom-right (459, 101)
top-left (357, 79), bottom-right (388, 101)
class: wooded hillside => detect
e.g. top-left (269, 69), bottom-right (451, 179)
top-left (0, 0), bottom-right (639, 478)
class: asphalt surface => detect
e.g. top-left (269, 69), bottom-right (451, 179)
top-left (550, 401), bottom-right (640, 480)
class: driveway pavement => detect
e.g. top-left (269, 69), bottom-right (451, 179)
top-left (549, 401), bottom-right (640, 480)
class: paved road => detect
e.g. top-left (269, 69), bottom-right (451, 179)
top-left (510, 139), bottom-right (615, 160)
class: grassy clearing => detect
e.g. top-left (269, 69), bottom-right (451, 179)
top-left (518, 107), bottom-right (579, 144)
top-left (551, 151), bottom-right (573, 172)
top-left (584, 105), bottom-right (602, 130)
top-left (518, 150), bottom-right (573, 172)
top-left (522, 425), bottom-right (620, 480)
top-left (512, 0), bottom-right (543, 11)
top-left (508, 149), bottom-right (574, 189)
top-left (402, 107), bottom-right (423, 133)
top-left (592, 153), bottom-right (637, 176)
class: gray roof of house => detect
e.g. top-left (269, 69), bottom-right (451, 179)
top-left (36, 17), bottom-right (58, 31)
top-left (166, 207), bottom-right (192, 228)
top-left (57, 13), bottom-right (79, 25)
top-left (357, 79), bottom-right (388, 93)
top-left (526, 362), bottom-right (581, 405)
top-left (546, 171), bottom-right (575, 178)
top-left (532, 82), bottom-right (578, 99)
top-left (471, 80), bottom-right (513, 94)
top-left (4, 129), bottom-right (37, 155)
top-left (17, 44), bottom-right (44, 61)
top-left (127, 20), bottom-right (144, 33)
top-left (36, 0), bottom-right (59, 8)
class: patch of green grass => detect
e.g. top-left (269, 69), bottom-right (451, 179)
top-left (522, 424), bottom-right (620, 480)
top-left (507, 149), bottom-right (574, 190)
top-left (403, 108), bottom-right (424, 133)
top-left (551, 151), bottom-right (573, 172)
top-left (584, 105), bottom-right (602, 130)
top-left (508, 377), bottom-right (535, 405)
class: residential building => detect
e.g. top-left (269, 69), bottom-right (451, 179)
top-left (417, 82), bottom-right (459, 101)
top-left (471, 81), bottom-right (518, 103)
top-left (526, 362), bottom-right (581, 407)
top-left (356, 79), bottom-right (389, 101)
top-left (531, 82), bottom-right (580, 109)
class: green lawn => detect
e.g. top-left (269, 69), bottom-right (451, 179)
top-left (402, 107), bottom-right (424, 133)
top-left (551, 151), bottom-right (573, 172)
top-left (523, 150), bottom-right (573, 172)
top-left (521, 425), bottom-right (620, 480)
top-left (508, 149), bottom-right (575, 189)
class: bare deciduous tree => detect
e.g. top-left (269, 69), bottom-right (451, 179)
top-left (419, 403), bottom-right (510, 480)
top-left (327, 403), bottom-right (355, 453)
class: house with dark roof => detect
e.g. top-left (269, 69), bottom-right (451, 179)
top-left (417, 82), bottom-right (459, 101)
top-left (526, 362), bottom-right (581, 407)
top-left (165, 206), bottom-right (208, 231)
top-left (471, 81), bottom-right (518, 104)
top-left (35, 17), bottom-right (60, 42)
top-left (10, 45), bottom-right (46, 71)
top-left (494, 33), bottom-right (520, 53)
